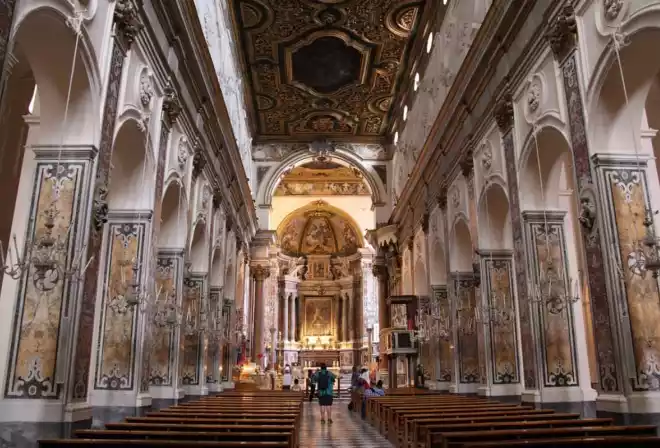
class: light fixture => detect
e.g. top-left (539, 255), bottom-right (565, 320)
top-left (394, 131), bottom-right (399, 145)
top-left (414, 73), bottom-right (420, 91)
top-left (426, 32), bottom-right (434, 53)
top-left (403, 105), bottom-right (408, 121)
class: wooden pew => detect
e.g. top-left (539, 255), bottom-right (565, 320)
top-left (427, 424), bottom-right (658, 448)
top-left (368, 396), bottom-right (493, 426)
top-left (407, 412), bottom-right (575, 448)
top-left (380, 403), bottom-right (528, 440)
top-left (75, 427), bottom-right (294, 446)
top-left (125, 417), bottom-right (296, 426)
top-left (40, 440), bottom-right (288, 447)
top-left (462, 436), bottom-right (660, 447)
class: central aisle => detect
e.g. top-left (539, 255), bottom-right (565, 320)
top-left (298, 400), bottom-right (394, 447)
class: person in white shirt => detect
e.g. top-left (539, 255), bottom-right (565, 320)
top-left (291, 378), bottom-right (302, 392)
top-left (282, 364), bottom-right (292, 390)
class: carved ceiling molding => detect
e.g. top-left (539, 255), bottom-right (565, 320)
top-left (230, 0), bottom-right (426, 143)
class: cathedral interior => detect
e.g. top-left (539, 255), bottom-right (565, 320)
top-left (2, 0), bottom-right (660, 446)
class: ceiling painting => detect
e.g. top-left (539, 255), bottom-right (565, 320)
top-left (230, 0), bottom-right (426, 143)
top-left (274, 161), bottom-right (370, 196)
top-left (277, 200), bottom-right (363, 256)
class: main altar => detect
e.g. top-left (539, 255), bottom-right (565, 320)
top-left (270, 200), bottom-right (377, 374)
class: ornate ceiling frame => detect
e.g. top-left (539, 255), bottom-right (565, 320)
top-left (228, 0), bottom-right (431, 144)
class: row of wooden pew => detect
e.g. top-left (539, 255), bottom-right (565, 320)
top-left (363, 389), bottom-right (660, 447)
top-left (39, 390), bottom-right (304, 447)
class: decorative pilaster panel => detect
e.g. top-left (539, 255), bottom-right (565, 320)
top-left (181, 276), bottom-right (203, 385)
top-left (221, 299), bottom-right (232, 382)
top-left (483, 254), bottom-right (519, 384)
top-left (94, 217), bottom-right (149, 390)
top-left (551, 7), bottom-right (620, 393)
top-left (524, 211), bottom-right (579, 388)
top-left (453, 274), bottom-right (479, 384)
top-left (431, 286), bottom-right (452, 382)
top-left (596, 159), bottom-right (660, 391)
top-left (73, 9), bottom-right (139, 400)
top-left (495, 96), bottom-right (538, 390)
top-left (5, 158), bottom-right (91, 399)
top-left (150, 251), bottom-right (183, 386)
top-left (206, 287), bottom-right (221, 383)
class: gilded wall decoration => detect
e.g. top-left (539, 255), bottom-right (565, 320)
top-left (525, 213), bottom-right (578, 388)
top-left (181, 276), bottom-right (203, 385)
top-left (304, 297), bottom-right (333, 337)
top-left (432, 286), bottom-right (452, 382)
top-left (150, 254), bottom-right (181, 386)
top-left (230, 0), bottom-right (425, 141)
top-left (95, 221), bottom-right (146, 390)
top-left (274, 163), bottom-right (370, 196)
top-left (603, 167), bottom-right (660, 391)
top-left (5, 162), bottom-right (85, 399)
top-left (454, 276), bottom-right (479, 384)
top-left (484, 257), bottom-right (519, 384)
top-left (277, 200), bottom-right (363, 256)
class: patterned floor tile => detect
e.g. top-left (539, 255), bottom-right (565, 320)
top-left (298, 402), bottom-right (393, 447)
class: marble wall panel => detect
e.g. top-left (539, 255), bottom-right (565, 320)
top-left (525, 213), bottom-right (578, 388)
top-left (432, 286), bottom-right (452, 382)
top-left (94, 221), bottom-right (147, 390)
top-left (600, 165), bottom-right (660, 391)
top-left (484, 257), bottom-right (519, 384)
top-left (454, 276), bottom-right (479, 383)
top-left (181, 276), bottom-right (203, 385)
top-left (149, 254), bottom-right (181, 386)
top-left (5, 161), bottom-right (86, 398)
top-left (206, 288), bottom-right (220, 383)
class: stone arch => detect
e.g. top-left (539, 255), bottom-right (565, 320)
top-left (414, 258), bottom-right (428, 296)
top-left (107, 118), bottom-right (154, 210)
top-left (159, 177), bottom-right (187, 249)
top-left (0, 4), bottom-right (100, 258)
top-left (259, 149), bottom-right (386, 207)
top-left (518, 125), bottom-right (574, 211)
top-left (477, 180), bottom-right (512, 250)
top-left (210, 246), bottom-right (224, 287)
top-left (430, 237), bottom-right (447, 285)
top-left (450, 216), bottom-right (473, 272)
top-left (189, 219), bottom-right (210, 273)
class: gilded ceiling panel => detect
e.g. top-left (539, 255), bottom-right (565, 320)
top-left (230, 0), bottom-right (424, 142)
top-left (274, 161), bottom-right (370, 196)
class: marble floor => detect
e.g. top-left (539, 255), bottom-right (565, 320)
top-left (299, 400), bottom-right (393, 447)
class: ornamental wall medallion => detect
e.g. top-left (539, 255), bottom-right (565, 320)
top-left (527, 80), bottom-right (541, 113)
top-left (139, 70), bottom-right (154, 108)
top-left (603, 0), bottom-right (624, 21)
top-left (229, 0), bottom-right (427, 142)
top-left (480, 142), bottom-right (493, 172)
top-left (177, 137), bottom-right (189, 170)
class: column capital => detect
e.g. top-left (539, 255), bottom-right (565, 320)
top-left (114, 0), bottom-right (143, 50)
top-left (437, 186), bottom-right (448, 211)
top-left (494, 93), bottom-right (514, 134)
top-left (460, 148), bottom-right (474, 180)
top-left (251, 264), bottom-right (270, 281)
top-left (421, 212), bottom-right (430, 235)
top-left (547, 5), bottom-right (577, 61)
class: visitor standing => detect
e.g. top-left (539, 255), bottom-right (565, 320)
top-left (307, 369), bottom-right (316, 402)
top-left (283, 364), bottom-right (292, 390)
top-left (312, 363), bottom-right (336, 424)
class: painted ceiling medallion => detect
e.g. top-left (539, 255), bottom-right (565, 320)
top-left (230, 0), bottom-right (426, 142)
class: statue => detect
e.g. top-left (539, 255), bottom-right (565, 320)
top-left (578, 195), bottom-right (596, 232)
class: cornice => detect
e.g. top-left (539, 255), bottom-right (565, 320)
top-left (149, 0), bottom-right (258, 244)
top-left (392, 0), bottom-right (565, 244)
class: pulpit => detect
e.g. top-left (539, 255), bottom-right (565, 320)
top-left (384, 295), bottom-right (421, 389)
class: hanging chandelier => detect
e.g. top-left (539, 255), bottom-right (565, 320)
top-left (454, 274), bottom-right (476, 336)
top-left (527, 123), bottom-right (581, 313)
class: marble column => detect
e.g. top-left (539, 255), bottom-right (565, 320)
top-left (342, 294), bottom-right (348, 343)
top-left (289, 293), bottom-right (296, 343)
top-left (283, 293), bottom-right (290, 342)
top-left (348, 292), bottom-right (355, 341)
top-left (251, 264), bottom-right (269, 361)
top-left (548, 6), bottom-right (623, 407)
top-left (72, 6), bottom-right (143, 408)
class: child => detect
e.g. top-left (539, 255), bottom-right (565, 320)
top-left (291, 378), bottom-right (302, 392)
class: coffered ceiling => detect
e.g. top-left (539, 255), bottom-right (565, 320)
top-left (229, 0), bottom-right (427, 143)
